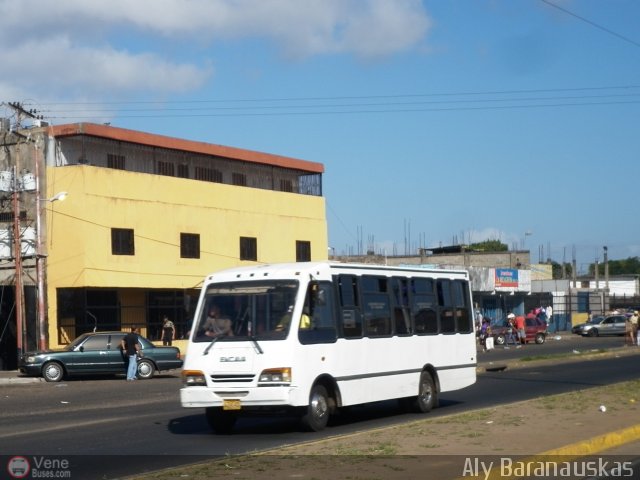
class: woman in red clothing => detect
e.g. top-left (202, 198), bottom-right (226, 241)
top-left (515, 314), bottom-right (526, 345)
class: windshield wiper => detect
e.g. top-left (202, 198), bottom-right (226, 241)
top-left (203, 334), bottom-right (226, 356)
top-left (249, 335), bottom-right (264, 354)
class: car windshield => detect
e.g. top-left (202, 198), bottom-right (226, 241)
top-left (193, 280), bottom-right (299, 342)
top-left (64, 333), bottom-right (92, 351)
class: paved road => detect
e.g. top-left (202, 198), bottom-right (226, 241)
top-left (0, 334), bottom-right (637, 479)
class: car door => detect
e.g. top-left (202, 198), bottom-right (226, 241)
top-left (72, 334), bottom-right (111, 373)
top-left (108, 333), bottom-right (127, 372)
top-left (612, 315), bottom-right (627, 335)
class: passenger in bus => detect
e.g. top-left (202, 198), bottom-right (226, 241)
top-left (201, 305), bottom-right (234, 337)
top-left (299, 306), bottom-right (311, 329)
top-left (275, 305), bottom-right (311, 331)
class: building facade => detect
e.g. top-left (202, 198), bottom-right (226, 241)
top-left (0, 122), bottom-right (327, 368)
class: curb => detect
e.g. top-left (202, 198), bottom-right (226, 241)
top-left (0, 376), bottom-right (42, 384)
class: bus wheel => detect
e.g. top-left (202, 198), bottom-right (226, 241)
top-left (205, 407), bottom-right (237, 434)
top-left (301, 384), bottom-right (330, 432)
top-left (415, 371), bottom-right (438, 413)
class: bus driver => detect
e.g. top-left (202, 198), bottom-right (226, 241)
top-left (201, 305), bottom-right (234, 337)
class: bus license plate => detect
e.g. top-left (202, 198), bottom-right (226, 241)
top-left (223, 399), bottom-right (241, 410)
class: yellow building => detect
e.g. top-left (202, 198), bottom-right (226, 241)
top-left (0, 122), bottom-right (327, 364)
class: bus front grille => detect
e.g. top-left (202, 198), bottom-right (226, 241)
top-left (210, 374), bottom-right (255, 383)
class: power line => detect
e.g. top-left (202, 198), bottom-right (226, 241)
top-left (42, 98), bottom-right (640, 120)
top-left (540, 0), bottom-right (640, 48)
top-left (34, 92), bottom-right (640, 115)
top-left (19, 85), bottom-right (640, 120)
top-left (28, 84), bottom-right (640, 107)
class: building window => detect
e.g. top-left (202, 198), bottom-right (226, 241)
top-left (296, 241), bottom-right (311, 262)
top-left (157, 161), bottom-right (175, 177)
top-left (232, 172), bottom-right (247, 186)
top-left (280, 179), bottom-right (293, 192)
top-left (111, 228), bottom-right (135, 255)
top-left (240, 236), bottom-right (257, 261)
top-left (107, 154), bottom-right (125, 170)
top-left (177, 164), bottom-right (189, 178)
top-left (195, 167), bottom-right (223, 183)
top-left (180, 233), bottom-right (200, 259)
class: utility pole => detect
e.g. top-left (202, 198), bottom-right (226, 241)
top-left (3, 102), bottom-right (43, 359)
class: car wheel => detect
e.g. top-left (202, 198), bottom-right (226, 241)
top-left (535, 333), bottom-right (545, 344)
top-left (136, 359), bottom-right (155, 379)
top-left (495, 335), bottom-right (505, 346)
top-left (300, 384), bottom-right (331, 432)
top-left (588, 329), bottom-right (598, 337)
top-left (205, 407), bottom-right (237, 434)
top-left (42, 361), bottom-right (64, 382)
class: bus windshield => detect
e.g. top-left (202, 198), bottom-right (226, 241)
top-left (192, 280), bottom-right (299, 342)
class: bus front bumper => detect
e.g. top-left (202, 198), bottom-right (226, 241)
top-left (180, 385), bottom-right (301, 409)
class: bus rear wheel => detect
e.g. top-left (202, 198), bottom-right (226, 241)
top-left (205, 407), bottom-right (238, 435)
top-left (401, 370), bottom-right (438, 413)
top-left (300, 384), bottom-right (330, 432)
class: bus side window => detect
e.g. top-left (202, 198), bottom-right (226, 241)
top-left (391, 277), bottom-right (411, 335)
top-left (412, 278), bottom-right (437, 334)
top-left (363, 294), bottom-right (391, 337)
top-left (438, 279), bottom-right (455, 333)
top-left (361, 276), bottom-right (391, 337)
top-left (299, 282), bottom-right (338, 345)
top-left (453, 280), bottom-right (472, 333)
top-left (336, 274), bottom-right (362, 338)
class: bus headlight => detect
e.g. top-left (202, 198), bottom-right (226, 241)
top-left (182, 370), bottom-right (207, 387)
top-left (258, 367), bottom-right (291, 384)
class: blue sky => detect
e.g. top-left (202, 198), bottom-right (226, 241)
top-left (1, 0), bottom-right (638, 273)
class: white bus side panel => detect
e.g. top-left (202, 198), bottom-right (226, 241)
top-left (296, 333), bottom-right (476, 407)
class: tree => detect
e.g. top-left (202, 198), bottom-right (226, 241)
top-left (469, 240), bottom-right (508, 252)
top-left (590, 257), bottom-right (640, 276)
top-left (551, 261), bottom-right (572, 279)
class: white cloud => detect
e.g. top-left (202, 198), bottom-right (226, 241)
top-left (0, 0), bottom-right (432, 109)
top-left (0, 0), bottom-right (431, 58)
top-left (0, 36), bottom-right (210, 95)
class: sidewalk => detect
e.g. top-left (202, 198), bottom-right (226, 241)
top-left (0, 370), bottom-right (42, 385)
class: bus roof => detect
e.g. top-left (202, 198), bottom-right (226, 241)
top-left (203, 262), bottom-right (469, 283)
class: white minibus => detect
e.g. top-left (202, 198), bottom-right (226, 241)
top-left (180, 262), bottom-right (476, 433)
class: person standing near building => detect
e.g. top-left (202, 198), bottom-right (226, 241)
top-left (161, 315), bottom-right (176, 346)
top-left (515, 313), bottom-right (526, 346)
top-left (121, 326), bottom-right (141, 381)
top-left (627, 311), bottom-right (638, 346)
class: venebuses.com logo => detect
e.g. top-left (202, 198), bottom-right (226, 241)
top-left (7, 456), bottom-right (30, 479)
top-left (6, 455), bottom-right (72, 478)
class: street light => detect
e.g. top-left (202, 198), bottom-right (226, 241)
top-left (47, 191), bottom-right (68, 203)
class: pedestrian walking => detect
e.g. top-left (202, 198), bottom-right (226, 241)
top-left (515, 313), bottom-right (526, 346)
top-left (121, 326), bottom-right (141, 381)
top-left (505, 313), bottom-right (519, 348)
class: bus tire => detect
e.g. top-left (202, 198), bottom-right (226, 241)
top-left (205, 407), bottom-right (237, 434)
top-left (413, 370), bottom-right (438, 413)
top-left (300, 384), bottom-right (330, 432)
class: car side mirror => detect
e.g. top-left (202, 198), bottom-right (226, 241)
top-left (79, 346), bottom-right (84, 352)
